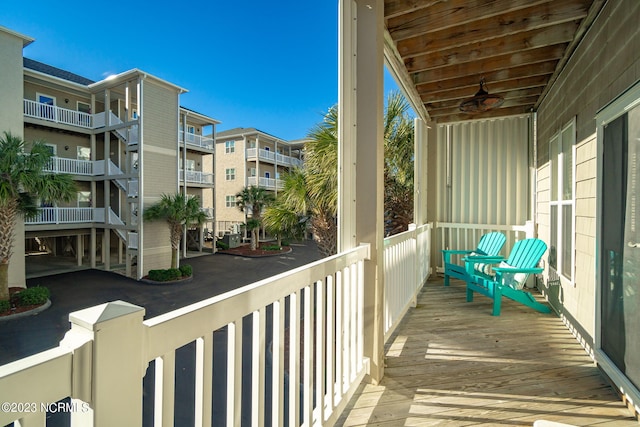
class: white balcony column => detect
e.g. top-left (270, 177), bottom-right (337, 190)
top-left (90, 228), bottom-right (96, 268)
top-left (103, 89), bottom-right (111, 271)
top-left (76, 235), bottom-right (82, 266)
top-left (414, 118), bottom-right (429, 227)
top-left (338, 0), bottom-right (385, 383)
top-left (68, 301), bottom-right (146, 425)
top-left (255, 135), bottom-right (260, 185)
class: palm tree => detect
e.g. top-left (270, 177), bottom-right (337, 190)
top-left (263, 179), bottom-right (308, 247)
top-left (143, 193), bottom-right (208, 269)
top-left (383, 91), bottom-right (415, 236)
top-left (265, 108), bottom-right (339, 258)
top-left (0, 132), bottom-right (77, 301)
top-left (235, 186), bottom-right (274, 250)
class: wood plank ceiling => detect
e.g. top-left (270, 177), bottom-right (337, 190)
top-left (384, 0), bottom-right (604, 123)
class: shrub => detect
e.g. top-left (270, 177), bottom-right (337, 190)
top-left (281, 240), bottom-right (290, 247)
top-left (179, 264), bottom-right (193, 277)
top-left (17, 286), bottom-right (50, 306)
top-left (167, 268), bottom-right (182, 280)
top-left (148, 269), bottom-right (169, 282)
top-left (262, 244), bottom-right (282, 251)
top-left (216, 240), bottom-right (229, 250)
top-left (148, 267), bottom-right (186, 282)
top-left (0, 299), bottom-right (10, 313)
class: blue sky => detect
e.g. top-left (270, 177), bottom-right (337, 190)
top-left (4, 1), bottom-right (400, 140)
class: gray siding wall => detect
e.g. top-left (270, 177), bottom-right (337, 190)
top-left (1, 29), bottom-right (27, 287)
top-left (141, 80), bottom-right (179, 274)
top-left (536, 0), bottom-right (640, 340)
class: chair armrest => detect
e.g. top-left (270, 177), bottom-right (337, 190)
top-left (442, 249), bottom-right (473, 255)
top-left (493, 266), bottom-right (543, 275)
top-left (462, 255), bottom-right (503, 263)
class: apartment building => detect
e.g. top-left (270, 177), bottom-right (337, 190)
top-left (1, 26), bottom-right (219, 284)
top-left (214, 128), bottom-right (305, 235)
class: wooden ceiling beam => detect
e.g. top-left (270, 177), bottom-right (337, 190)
top-left (384, 0), bottom-right (443, 20)
top-left (410, 44), bottom-right (567, 84)
top-left (428, 96), bottom-right (539, 118)
top-left (404, 22), bottom-right (578, 73)
top-left (395, 0), bottom-right (591, 58)
top-left (432, 105), bottom-right (533, 123)
top-left (421, 79), bottom-right (547, 103)
top-left (387, 0), bottom-right (551, 41)
top-left (414, 60), bottom-right (558, 91)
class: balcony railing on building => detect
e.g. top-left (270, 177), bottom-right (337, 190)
top-left (179, 131), bottom-right (214, 150)
top-left (43, 157), bottom-right (94, 175)
top-left (246, 148), bottom-right (303, 168)
top-left (247, 176), bottom-right (284, 190)
top-left (24, 100), bottom-right (138, 145)
top-left (179, 169), bottom-right (214, 185)
top-left (24, 207), bottom-right (105, 225)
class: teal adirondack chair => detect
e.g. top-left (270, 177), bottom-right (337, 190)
top-left (442, 232), bottom-right (506, 286)
top-left (463, 238), bottom-right (550, 316)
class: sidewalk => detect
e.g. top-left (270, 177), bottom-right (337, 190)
top-left (0, 242), bottom-right (321, 366)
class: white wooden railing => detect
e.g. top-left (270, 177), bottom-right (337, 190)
top-left (0, 244), bottom-right (371, 426)
top-left (246, 148), bottom-right (302, 168)
top-left (23, 99), bottom-right (92, 128)
top-left (24, 100), bottom-right (141, 146)
top-left (180, 131), bottom-right (214, 150)
top-left (24, 207), bottom-right (104, 225)
top-left (43, 157), bottom-right (94, 175)
top-left (434, 221), bottom-right (535, 271)
top-left (383, 223), bottom-right (432, 341)
top-left (247, 176), bottom-right (284, 190)
top-left (180, 169), bottom-right (214, 185)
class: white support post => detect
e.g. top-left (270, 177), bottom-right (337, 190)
top-left (414, 118), bottom-right (429, 227)
top-left (67, 301), bottom-right (146, 426)
top-left (338, 0), bottom-right (386, 383)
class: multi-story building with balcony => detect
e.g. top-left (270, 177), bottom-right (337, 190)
top-left (213, 128), bottom-right (305, 235)
top-left (1, 26), bottom-right (219, 284)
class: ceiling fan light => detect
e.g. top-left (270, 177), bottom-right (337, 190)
top-left (459, 80), bottom-right (504, 113)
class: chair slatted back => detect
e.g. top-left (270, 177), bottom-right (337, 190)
top-left (505, 238), bottom-right (547, 268)
top-left (476, 232), bottom-right (507, 256)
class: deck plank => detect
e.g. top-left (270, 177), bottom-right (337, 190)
top-left (337, 278), bottom-right (639, 426)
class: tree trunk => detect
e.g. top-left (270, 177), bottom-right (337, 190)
top-left (0, 263), bottom-right (9, 301)
top-left (171, 249), bottom-right (178, 269)
top-left (0, 202), bottom-right (18, 301)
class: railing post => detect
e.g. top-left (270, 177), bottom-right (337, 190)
top-left (524, 220), bottom-right (536, 238)
top-left (68, 301), bottom-right (146, 426)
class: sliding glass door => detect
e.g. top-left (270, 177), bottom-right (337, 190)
top-left (600, 101), bottom-right (640, 392)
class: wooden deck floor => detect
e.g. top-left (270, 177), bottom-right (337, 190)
top-left (338, 278), bottom-right (638, 426)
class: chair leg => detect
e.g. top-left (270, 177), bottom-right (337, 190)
top-left (466, 286), bottom-right (474, 302)
top-left (444, 274), bottom-right (450, 286)
top-left (492, 287), bottom-right (502, 316)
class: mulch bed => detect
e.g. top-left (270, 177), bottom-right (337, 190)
top-left (0, 287), bottom-right (48, 317)
top-left (217, 243), bottom-right (292, 258)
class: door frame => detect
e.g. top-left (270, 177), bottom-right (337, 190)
top-left (595, 79), bottom-right (640, 412)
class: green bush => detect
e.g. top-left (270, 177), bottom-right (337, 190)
top-left (216, 240), bottom-right (229, 250)
top-left (167, 268), bottom-right (182, 280)
top-left (262, 244), bottom-right (282, 251)
top-left (0, 299), bottom-right (10, 313)
top-left (179, 264), bottom-right (193, 277)
top-left (148, 267), bottom-right (187, 282)
top-left (281, 240), bottom-right (290, 247)
top-left (17, 286), bottom-right (50, 306)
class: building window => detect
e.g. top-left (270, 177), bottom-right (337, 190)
top-left (44, 143), bottom-right (57, 156)
top-left (549, 118), bottom-right (575, 280)
top-left (225, 141), bottom-right (235, 154)
top-left (77, 101), bottom-right (91, 114)
top-left (225, 168), bottom-right (236, 181)
top-left (264, 171), bottom-right (271, 179)
top-left (226, 195), bottom-right (236, 208)
top-left (179, 158), bottom-right (195, 171)
top-left (77, 146), bottom-right (91, 161)
top-left (77, 191), bottom-right (91, 208)
top-left (249, 168), bottom-right (256, 177)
